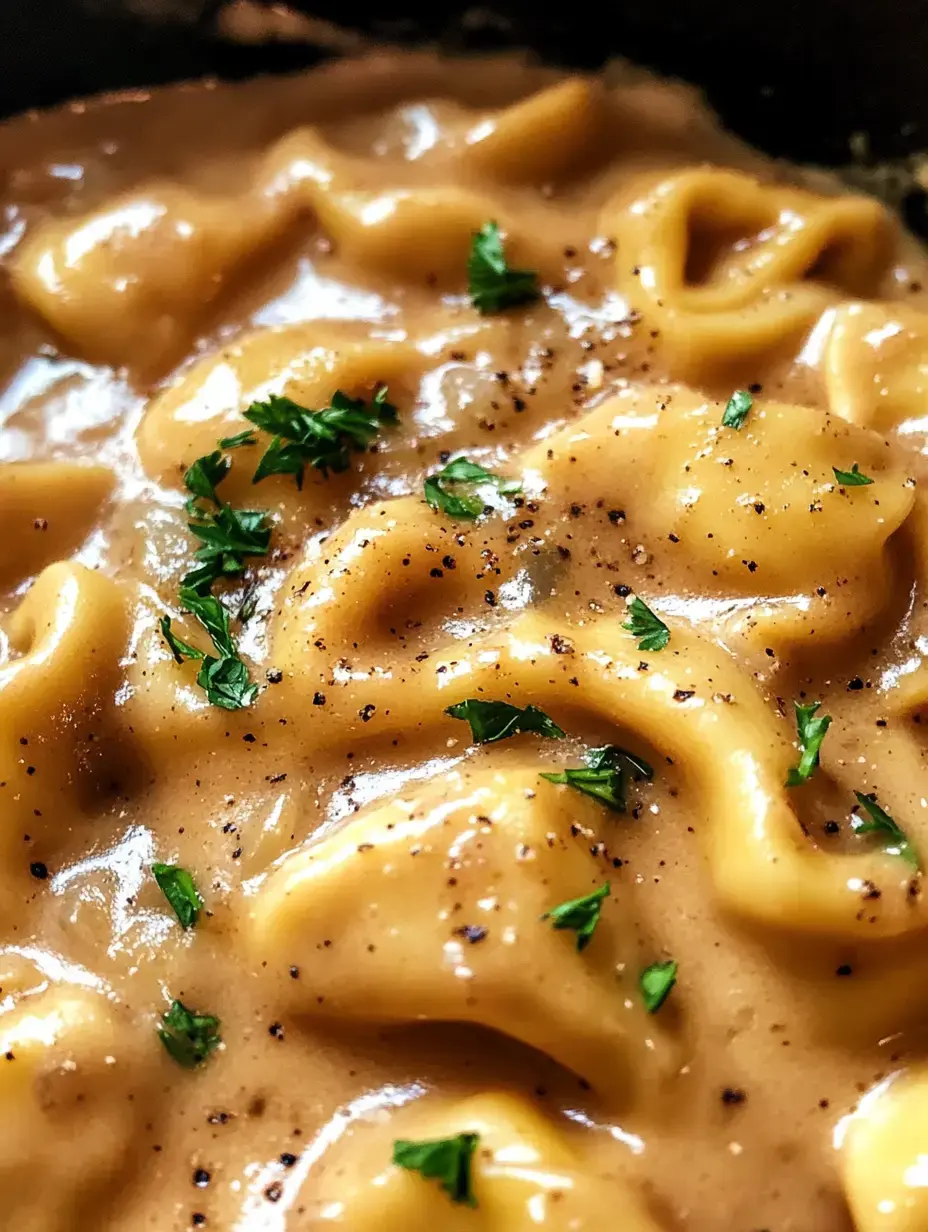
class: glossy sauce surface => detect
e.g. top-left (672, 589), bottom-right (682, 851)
top-left (2, 50), bottom-right (928, 1232)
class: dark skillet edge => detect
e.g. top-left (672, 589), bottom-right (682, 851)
top-left (4, 0), bottom-right (928, 235)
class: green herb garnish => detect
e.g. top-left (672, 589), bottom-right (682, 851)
top-left (158, 999), bottom-right (221, 1068)
top-left (243, 387), bottom-right (397, 487)
top-left (640, 959), bottom-right (678, 1013)
top-left (393, 1132), bottom-right (479, 1206)
top-left (174, 588), bottom-right (236, 657)
top-left (160, 587), bottom-right (257, 711)
top-left (152, 863), bottom-right (202, 929)
top-left (181, 447), bottom-right (270, 594)
top-left (468, 221), bottom-right (540, 314)
top-left (721, 390), bottom-right (752, 429)
top-left (623, 597), bottom-right (670, 652)
top-left (424, 457), bottom-right (521, 520)
top-left (184, 505), bottom-right (271, 594)
top-left (542, 882), bottom-right (609, 952)
top-left (184, 450), bottom-right (229, 507)
top-left (785, 701), bottom-right (832, 787)
top-left (445, 699), bottom-right (565, 745)
top-left (541, 744), bottom-right (654, 812)
top-left (832, 463), bottom-right (873, 487)
top-left (218, 430), bottom-right (257, 449)
top-left (852, 791), bottom-right (918, 866)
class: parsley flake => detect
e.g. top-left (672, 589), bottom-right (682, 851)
top-left (721, 390), bottom-right (752, 429)
top-left (640, 960), bottom-right (678, 1013)
top-left (183, 505), bottom-right (271, 594)
top-left (543, 882), bottom-right (609, 951)
top-left (181, 446), bottom-right (270, 593)
top-left (832, 463), bottom-right (874, 487)
top-left (184, 450), bottom-right (229, 506)
top-left (785, 701), bottom-right (832, 786)
top-left (541, 744), bottom-right (654, 812)
top-left (218, 430), bottom-right (257, 449)
top-left (623, 597), bottom-right (670, 652)
top-left (152, 863), bottom-right (202, 929)
top-left (393, 1132), bottom-right (478, 1206)
top-left (195, 654), bottom-right (258, 711)
top-left (445, 699), bottom-right (565, 745)
top-left (852, 791), bottom-right (918, 866)
top-left (244, 387), bottom-right (397, 487)
top-left (159, 999), bottom-right (221, 1069)
top-left (468, 221), bottom-right (540, 315)
top-left (160, 588), bottom-right (257, 711)
top-left (424, 457), bottom-right (521, 520)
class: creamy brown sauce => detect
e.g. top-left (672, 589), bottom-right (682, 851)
top-left (2, 49), bottom-right (928, 1232)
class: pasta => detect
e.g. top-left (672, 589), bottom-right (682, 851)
top-left (842, 1069), bottom-right (928, 1232)
top-left (611, 168), bottom-right (894, 379)
top-left (0, 955), bottom-right (147, 1232)
top-left (1, 47), bottom-right (928, 1232)
top-left (0, 462), bottom-right (113, 588)
top-left (304, 1091), bottom-right (661, 1227)
top-left (456, 78), bottom-right (606, 184)
top-left (249, 763), bottom-right (676, 1102)
top-left (823, 299), bottom-right (928, 450)
top-left (0, 564), bottom-right (126, 887)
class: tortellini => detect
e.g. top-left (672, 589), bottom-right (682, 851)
top-left (249, 765), bottom-right (669, 1102)
top-left (823, 300), bottom-right (928, 451)
top-left (136, 323), bottom-right (424, 501)
top-left (458, 78), bottom-right (605, 184)
top-left (0, 963), bottom-right (148, 1232)
top-left (269, 613), bottom-right (926, 942)
top-left (0, 563), bottom-right (127, 879)
top-left (305, 1092), bottom-right (661, 1228)
top-left (273, 383), bottom-right (916, 663)
top-left (11, 92), bottom-right (575, 370)
top-left (519, 386), bottom-right (913, 647)
top-left (610, 168), bottom-right (893, 378)
top-left (272, 494), bottom-right (509, 664)
top-left (842, 1069), bottom-right (928, 1232)
top-left (644, 397), bottom-right (910, 592)
top-left (10, 182), bottom-right (286, 371)
top-left (267, 125), bottom-right (539, 283)
top-left (0, 462), bottom-right (113, 588)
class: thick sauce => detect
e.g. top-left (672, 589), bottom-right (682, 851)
top-left (2, 49), bottom-right (928, 1232)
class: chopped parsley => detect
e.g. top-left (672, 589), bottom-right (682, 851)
top-left (721, 390), bottom-right (752, 429)
top-left (152, 863), bottom-right (202, 929)
top-left (424, 457), bottom-right (521, 520)
top-left (542, 882), bottom-right (609, 951)
top-left (832, 463), bottom-right (873, 487)
top-left (785, 701), bottom-right (832, 786)
top-left (541, 744), bottom-right (654, 812)
top-left (640, 960), bottom-right (678, 1013)
top-left (161, 587), bottom-right (257, 711)
top-left (243, 387), bottom-right (397, 487)
top-left (852, 791), bottom-right (918, 866)
top-left (468, 221), bottom-right (540, 314)
top-left (181, 447), bottom-right (270, 594)
top-left (393, 1133), bottom-right (479, 1206)
top-left (184, 450), bottom-right (229, 506)
top-left (445, 699), bottom-right (565, 745)
top-left (184, 505), bottom-right (271, 594)
top-left (218, 429), bottom-right (257, 450)
top-left (158, 999), bottom-right (221, 1068)
top-left (623, 596), bottom-right (670, 652)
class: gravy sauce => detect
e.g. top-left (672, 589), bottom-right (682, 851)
top-left (1, 50), bottom-right (928, 1232)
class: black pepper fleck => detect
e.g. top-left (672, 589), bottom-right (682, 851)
top-left (721, 1087), bottom-right (746, 1106)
